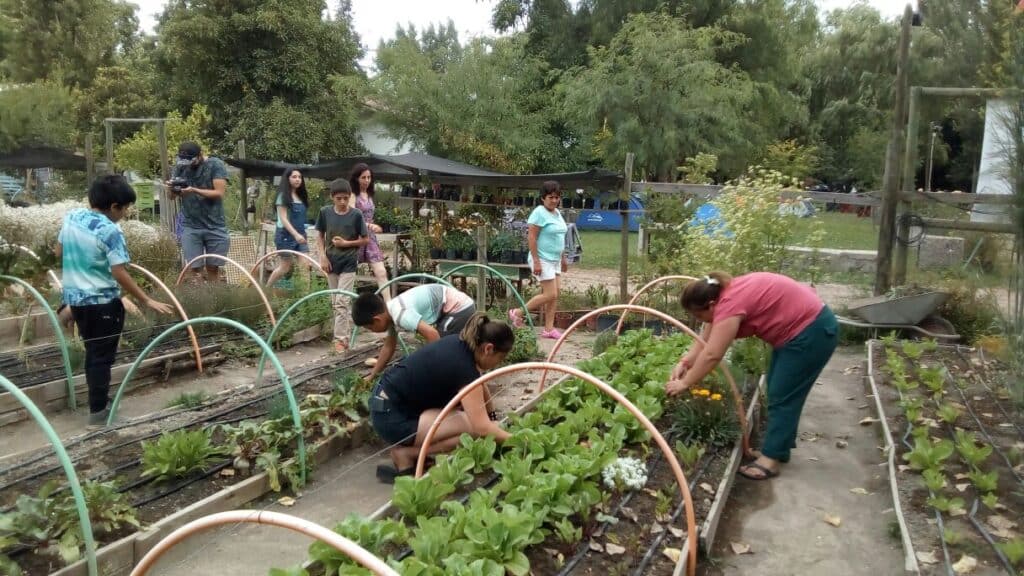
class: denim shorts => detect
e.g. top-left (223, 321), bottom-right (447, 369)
top-left (181, 227), bottom-right (230, 268)
top-left (368, 381), bottom-right (418, 446)
top-left (274, 227), bottom-right (309, 258)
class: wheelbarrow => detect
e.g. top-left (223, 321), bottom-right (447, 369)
top-left (837, 291), bottom-right (960, 340)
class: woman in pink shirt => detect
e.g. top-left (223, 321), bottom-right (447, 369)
top-left (667, 271), bottom-right (838, 480)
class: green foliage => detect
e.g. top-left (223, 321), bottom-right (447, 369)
top-left (966, 467), bottom-right (999, 494)
top-left (669, 381), bottom-right (740, 448)
top-left (560, 13), bottom-right (757, 179)
top-left (998, 538), bottom-right (1024, 568)
top-left (926, 494), bottom-right (965, 514)
top-left (307, 515), bottom-right (407, 573)
top-left (154, 0), bottom-right (364, 160)
top-left (0, 480), bottom-right (138, 565)
top-left (932, 284), bottom-right (1002, 345)
top-left (506, 326), bottom-right (540, 364)
top-left (392, 476), bottom-right (456, 521)
top-left (166, 391), bottom-right (211, 410)
top-left (592, 331), bottom-right (618, 356)
top-left (759, 140), bottom-right (819, 181)
top-left (922, 468), bottom-right (946, 492)
top-left (903, 437), bottom-right (955, 471)
top-left (0, 0), bottom-right (135, 87)
top-left (0, 82), bottom-right (76, 152)
top-left (673, 440), bottom-right (706, 474)
top-left (114, 105), bottom-right (212, 176)
top-left (679, 170), bottom-right (823, 276)
top-left (677, 153), bottom-right (718, 184)
top-left (141, 428), bottom-right (225, 482)
top-left (935, 402), bottom-right (960, 425)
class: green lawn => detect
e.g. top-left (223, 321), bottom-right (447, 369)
top-left (578, 212), bottom-right (878, 270)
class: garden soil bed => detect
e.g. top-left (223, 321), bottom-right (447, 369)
top-left (869, 341), bottom-right (1023, 576)
top-left (1, 344), bottom-right (382, 576)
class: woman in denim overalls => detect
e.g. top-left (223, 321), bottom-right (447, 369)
top-left (266, 168), bottom-right (310, 288)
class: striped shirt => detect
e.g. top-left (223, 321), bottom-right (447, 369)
top-left (58, 209), bottom-right (130, 306)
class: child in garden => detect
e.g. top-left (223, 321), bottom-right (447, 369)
top-left (351, 283), bottom-right (476, 379)
top-left (57, 175), bottom-right (174, 428)
top-left (315, 179), bottom-right (368, 353)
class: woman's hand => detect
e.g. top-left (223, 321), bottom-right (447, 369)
top-left (369, 223), bottom-right (383, 234)
top-left (560, 256), bottom-right (568, 273)
top-left (532, 260), bottom-right (542, 276)
top-left (293, 233), bottom-right (306, 245)
top-left (670, 356), bottom-right (692, 381)
top-left (665, 379), bottom-right (689, 396)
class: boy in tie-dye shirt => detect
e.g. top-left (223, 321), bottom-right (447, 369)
top-left (57, 175), bottom-right (173, 427)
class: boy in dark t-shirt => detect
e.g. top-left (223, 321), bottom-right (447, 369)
top-left (315, 179), bottom-right (368, 352)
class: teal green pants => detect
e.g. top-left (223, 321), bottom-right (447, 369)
top-left (761, 306), bottom-right (838, 462)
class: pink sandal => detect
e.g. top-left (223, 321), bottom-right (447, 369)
top-left (508, 308), bottom-right (525, 328)
top-left (540, 329), bottom-right (563, 340)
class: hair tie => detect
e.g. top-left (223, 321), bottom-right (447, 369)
top-left (705, 275), bottom-right (719, 286)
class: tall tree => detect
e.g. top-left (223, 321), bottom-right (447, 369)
top-left (374, 27), bottom-right (570, 173)
top-left (0, 0), bottom-right (137, 87)
top-left (560, 12), bottom-right (757, 180)
top-left (0, 82), bottom-right (76, 152)
top-left (154, 0), bottom-right (365, 161)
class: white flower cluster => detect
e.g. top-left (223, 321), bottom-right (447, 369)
top-left (0, 200), bottom-right (86, 250)
top-left (602, 456), bottom-right (648, 491)
top-left (0, 201), bottom-right (160, 252)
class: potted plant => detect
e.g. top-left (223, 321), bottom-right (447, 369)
top-left (512, 233), bottom-right (529, 264)
top-left (458, 232), bottom-right (476, 260)
top-left (489, 231), bottom-right (515, 264)
top-left (442, 232), bottom-right (461, 260)
top-left (583, 194), bottom-right (596, 209)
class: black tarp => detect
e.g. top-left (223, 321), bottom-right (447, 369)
top-left (224, 152), bottom-right (621, 189)
top-left (0, 146), bottom-right (87, 171)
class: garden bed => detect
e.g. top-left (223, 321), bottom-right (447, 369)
top-left (867, 339), bottom-right (1024, 575)
top-left (281, 330), bottom-right (761, 576)
top-left (0, 345), bottom-right (383, 576)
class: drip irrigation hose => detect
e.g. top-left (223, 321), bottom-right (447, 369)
top-left (129, 460), bottom-right (233, 508)
top-left (954, 348), bottom-right (1024, 440)
top-left (555, 432), bottom-right (691, 576)
top-left (966, 498), bottom-right (1018, 575)
top-left (948, 375), bottom-right (1024, 487)
top-left (631, 454), bottom-right (716, 576)
top-left (894, 375), bottom-right (955, 576)
top-left (0, 345), bottom-right (378, 494)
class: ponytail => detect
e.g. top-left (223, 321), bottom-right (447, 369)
top-left (680, 271), bottom-right (733, 312)
top-left (460, 312), bottom-right (515, 354)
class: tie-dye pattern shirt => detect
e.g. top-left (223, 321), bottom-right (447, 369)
top-left (58, 209), bottom-right (130, 306)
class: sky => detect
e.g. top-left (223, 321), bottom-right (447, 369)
top-left (131, 0), bottom-right (910, 70)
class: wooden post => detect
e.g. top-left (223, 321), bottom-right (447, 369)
top-left (84, 134), bottom-right (94, 185)
top-left (157, 121), bottom-right (170, 183)
top-left (237, 139), bottom-right (248, 232)
top-left (619, 153), bottom-right (634, 303)
top-left (476, 226), bottom-right (488, 307)
top-left (895, 86), bottom-right (921, 286)
top-left (156, 121), bottom-right (174, 235)
top-left (104, 120), bottom-right (114, 174)
top-left (873, 5), bottom-right (913, 296)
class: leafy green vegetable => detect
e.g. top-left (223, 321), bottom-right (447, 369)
top-left (141, 428), bottom-right (226, 481)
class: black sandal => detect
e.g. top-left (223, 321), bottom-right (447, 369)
top-left (738, 462), bottom-right (779, 481)
top-left (375, 464), bottom-right (415, 484)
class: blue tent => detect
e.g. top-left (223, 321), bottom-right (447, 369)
top-left (575, 194), bottom-right (645, 232)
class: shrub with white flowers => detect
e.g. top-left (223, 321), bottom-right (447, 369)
top-left (602, 456), bottom-right (648, 491)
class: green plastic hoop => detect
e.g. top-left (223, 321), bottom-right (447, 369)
top-left (440, 263), bottom-right (534, 328)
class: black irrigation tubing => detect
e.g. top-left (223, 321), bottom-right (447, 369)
top-left (129, 460), bottom-right (234, 508)
top-left (0, 349), bottom-right (372, 492)
top-left (939, 358), bottom-right (1024, 488)
top-left (966, 498), bottom-right (1018, 576)
top-left (896, 384), bottom-right (955, 576)
top-left (630, 453), bottom-right (716, 576)
top-left (954, 347), bottom-right (1024, 441)
top-left (555, 431), bottom-right (692, 576)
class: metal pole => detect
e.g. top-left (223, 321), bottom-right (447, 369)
top-left (84, 134), bottom-right (94, 184)
top-left (104, 120), bottom-right (114, 174)
top-left (874, 5), bottom-right (914, 295)
top-left (619, 153), bottom-right (634, 303)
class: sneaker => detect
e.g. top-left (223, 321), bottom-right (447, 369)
top-left (540, 329), bottom-right (563, 340)
top-left (508, 308), bottom-right (525, 328)
top-left (87, 408), bottom-right (110, 430)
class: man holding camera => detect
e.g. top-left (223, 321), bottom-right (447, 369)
top-left (168, 141), bottom-right (229, 282)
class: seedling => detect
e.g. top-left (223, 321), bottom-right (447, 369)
top-left (936, 402), bottom-right (960, 425)
top-left (902, 340), bottom-right (926, 360)
top-left (141, 429), bottom-right (226, 482)
top-left (674, 440), bottom-right (706, 474)
top-left (926, 494), bottom-right (965, 514)
top-left (967, 467), bottom-right (999, 493)
top-left (997, 538), bottom-right (1024, 567)
top-left (954, 430), bottom-right (992, 468)
top-left (166, 391), bottom-right (211, 409)
top-left (920, 365), bottom-right (947, 396)
top-left (899, 397), bottom-right (925, 423)
top-left (903, 437), bottom-right (954, 471)
top-left (943, 528), bottom-right (965, 547)
top-left (982, 493), bottom-right (1000, 510)
top-left (922, 468), bottom-right (946, 492)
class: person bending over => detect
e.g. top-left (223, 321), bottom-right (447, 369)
top-left (368, 312), bottom-right (510, 483)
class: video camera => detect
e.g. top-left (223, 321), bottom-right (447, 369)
top-left (169, 177), bottom-right (189, 194)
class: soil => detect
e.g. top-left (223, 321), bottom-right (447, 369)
top-left (871, 343), bottom-right (1024, 576)
top-left (0, 346), bottom-right (379, 576)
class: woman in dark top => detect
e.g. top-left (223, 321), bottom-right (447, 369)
top-left (369, 312), bottom-right (512, 483)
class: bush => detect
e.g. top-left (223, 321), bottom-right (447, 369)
top-left (934, 285), bottom-right (1002, 344)
top-left (506, 326), bottom-right (539, 364)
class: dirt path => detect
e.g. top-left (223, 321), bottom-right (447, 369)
top-left (702, 348), bottom-right (905, 575)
